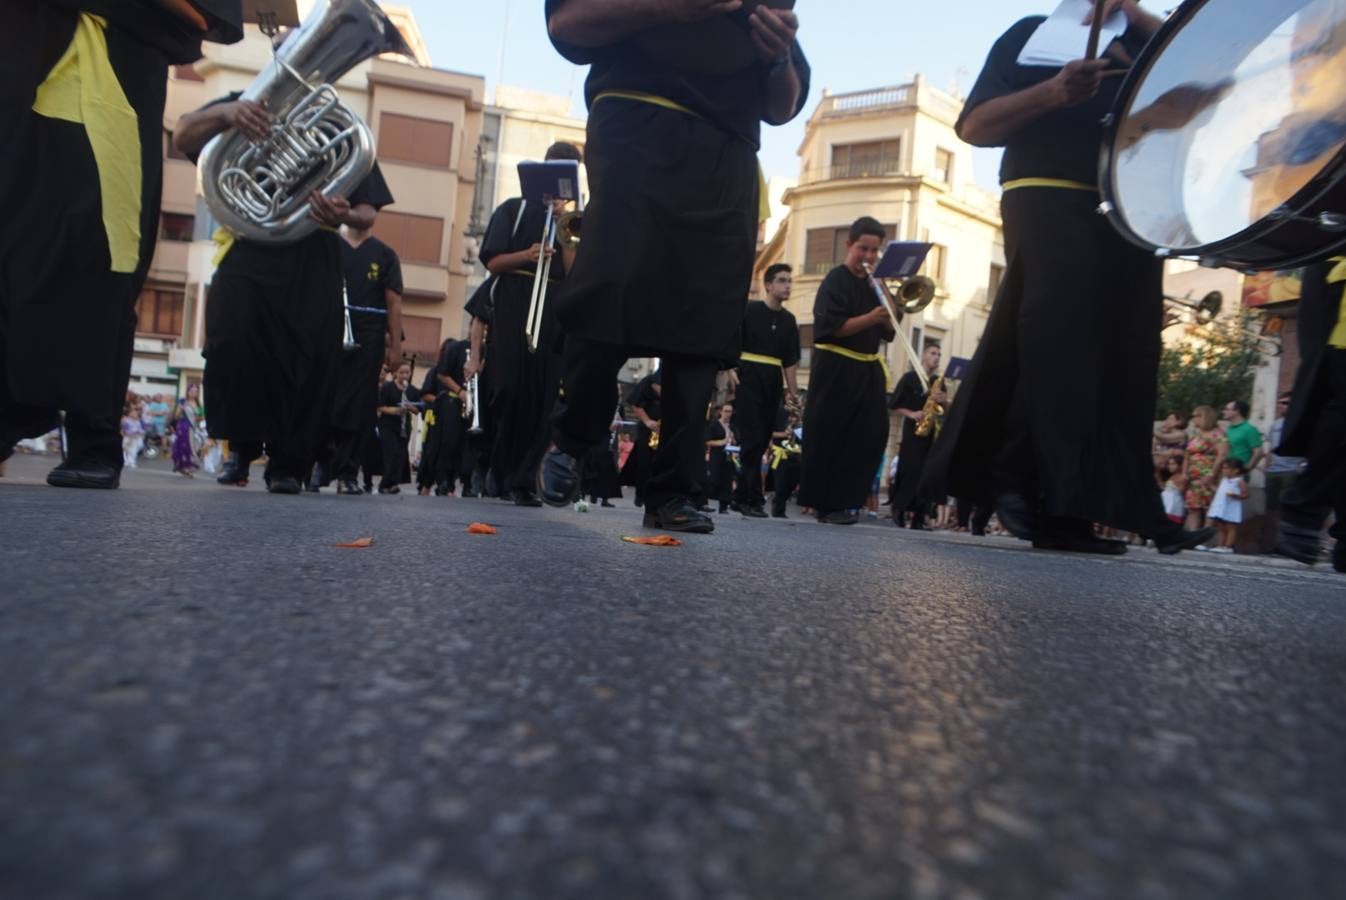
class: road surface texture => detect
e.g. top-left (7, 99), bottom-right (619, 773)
top-left (2, 453), bottom-right (1344, 900)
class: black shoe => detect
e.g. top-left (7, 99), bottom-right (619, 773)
top-left (268, 475), bottom-right (302, 495)
top-left (377, 484), bottom-right (400, 495)
top-left (363, 482), bottom-right (374, 494)
top-left (511, 487), bottom-right (543, 507)
top-left (698, 504), bottom-right (714, 513)
top-left (818, 510), bottom-right (859, 525)
top-left (47, 459), bottom-right (120, 489)
top-left (540, 448), bottom-right (583, 507)
top-left (771, 509), bottom-right (787, 519)
top-left (994, 493), bottom-right (1039, 540)
top-left (643, 498), bottom-right (715, 534)
top-left (971, 524), bottom-right (986, 536)
top-left (434, 482), bottom-right (451, 497)
top-left (337, 479), bottom-right (364, 495)
top-left (1275, 521), bottom-right (1322, 565)
top-left (600, 499), bottom-right (615, 508)
top-left (304, 482), bottom-right (321, 493)
top-left (1154, 525), bottom-right (1217, 556)
top-left (1032, 531), bottom-right (1128, 555)
top-left (742, 505), bottom-right (768, 518)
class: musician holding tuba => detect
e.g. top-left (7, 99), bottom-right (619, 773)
top-left (0, 1), bottom-right (242, 490)
top-left (478, 142), bottom-right (583, 508)
top-left (172, 14), bottom-right (398, 495)
top-left (889, 341), bottom-right (947, 530)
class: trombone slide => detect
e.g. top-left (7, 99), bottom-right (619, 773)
top-left (524, 205), bottom-right (555, 354)
top-left (863, 263), bottom-right (929, 392)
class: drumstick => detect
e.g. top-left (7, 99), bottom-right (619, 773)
top-left (1085, 0), bottom-right (1107, 60)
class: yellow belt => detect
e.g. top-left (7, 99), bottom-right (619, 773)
top-left (1328, 256), bottom-right (1346, 348)
top-left (740, 352), bottom-right (783, 368)
top-left (592, 89), bottom-right (771, 222)
top-left (1001, 178), bottom-right (1097, 193)
top-left (506, 268), bottom-right (561, 284)
top-left (33, 14), bottom-right (142, 273)
top-left (770, 443), bottom-right (801, 470)
top-left (815, 343), bottom-right (892, 388)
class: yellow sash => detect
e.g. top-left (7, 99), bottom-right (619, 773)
top-left (1001, 177), bottom-right (1096, 193)
top-left (507, 268), bottom-right (560, 283)
top-left (739, 352), bottom-right (783, 368)
top-left (592, 89), bottom-right (772, 222)
top-left (1327, 256), bottom-right (1346, 348)
top-left (769, 442), bottom-right (800, 470)
top-left (32, 14), bottom-right (142, 273)
top-left (814, 342), bottom-right (892, 388)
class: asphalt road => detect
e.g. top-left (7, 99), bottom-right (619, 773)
top-left (2, 453), bottom-right (1344, 900)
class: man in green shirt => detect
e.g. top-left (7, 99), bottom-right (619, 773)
top-left (1222, 400), bottom-right (1263, 468)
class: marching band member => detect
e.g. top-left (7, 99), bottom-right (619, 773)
top-left (889, 341), bottom-right (946, 529)
top-left (479, 142), bottom-right (583, 507)
top-left (705, 402), bottom-right (737, 515)
top-left (619, 368), bottom-right (661, 509)
top-left (462, 279), bottom-right (495, 497)
top-left (798, 217), bottom-right (895, 525)
top-left (0, 1), bottom-right (242, 488)
top-left (538, 0), bottom-right (810, 535)
top-left (430, 337), bottom-right (469, 497)
top-left (732, 263), bottom-right (800, 518)
top-left (922, 2), bottom-right (1213, 554)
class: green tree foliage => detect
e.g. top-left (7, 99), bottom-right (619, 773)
top-left (1155, 312), bottom-right (1265, 418)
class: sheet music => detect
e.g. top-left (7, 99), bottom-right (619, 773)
top-left (1016, 0), bottom-right (1127, 67)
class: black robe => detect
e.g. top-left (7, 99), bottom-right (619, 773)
top-left (333, 235), bottom-right (402, 432)
top-left (734, 301), bottom-right (800, 450)
top-left (889, 370), bottom-right (937, 514)
top-left (620, 371), bottom-right (661, 491)
top-left (377, 379), bottom-right (416, 485)
top-left (202, 148), bottom-right (393, 471)
top-left (921, 17), bottom-right (1169, 535)
top-left (0, 4), bottom-right (236, 430)
top-left (798, 266), bottom-right (892, 514)
top-left (544, 1), bottom-right (811, 362)
top-left (479, 197), bottom-right (565, 493)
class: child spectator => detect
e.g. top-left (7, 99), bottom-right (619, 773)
top-left (120, 404), bottom-right (144, 469)
top-left (1206, 458), bottom-right (1248, 554)
top-left (1159, 455), bottom-right (1187, 525)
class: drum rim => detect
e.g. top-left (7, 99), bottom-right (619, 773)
top-left (1098, 0), bottom-right (1346, 269)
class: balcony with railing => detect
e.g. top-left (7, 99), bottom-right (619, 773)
top-left (799, 160), bottom-right (907, 186)
top-left (821, 86), bottom-right (912, 116)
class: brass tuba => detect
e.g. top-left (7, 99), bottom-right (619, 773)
top-left (200, 0), bottom-right (413, 243)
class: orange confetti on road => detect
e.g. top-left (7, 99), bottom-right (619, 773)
top-left (467, 522), bottom-right (498, 535)
top-left (334, 536), bottom-right (374, 548)
top-left (621, 535), bottom-right (683, 547)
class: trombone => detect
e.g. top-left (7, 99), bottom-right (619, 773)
top-left (861, 262), bottom-right (937, 391)
top-left (524, 200), bottom-right (582, 353)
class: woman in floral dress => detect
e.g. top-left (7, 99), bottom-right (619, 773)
top-left (1182, 405), bottom-right (1226, 531)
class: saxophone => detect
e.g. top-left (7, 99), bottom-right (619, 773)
top-left (914, 375), bottom-right (945, 439)
top-left (199, 0), bottom-right (413, 243)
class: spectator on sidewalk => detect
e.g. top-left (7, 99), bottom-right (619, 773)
top-left (120, 403), bottom-right (145, 469)
top-left (1183, 405), bottom-right (1226, 531)
top-left (1207, 458), bottom-right (1249, 554)
top-left (1222, 400), bottom-right (1263, 468)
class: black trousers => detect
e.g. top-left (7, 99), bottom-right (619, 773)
top-left (488, 280), bottom-right (562, 494)
top-left (554, 338), bottom-right (718, 511)
top-left (1282, 349), bottom-right (1346, 540)
top-left (379, 422), bottom-right (408, 487)
top-left (434, 395), bottom-right (466, 488)
top-left (771, 457), bottom-right (802, 516)
top-left (333, 428), bottom-right (365, 481)
top-left (707, 452), bottom-right (735, 510)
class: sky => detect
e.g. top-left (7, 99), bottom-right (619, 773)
top-left (396, 1), bottom-right (1167, 190)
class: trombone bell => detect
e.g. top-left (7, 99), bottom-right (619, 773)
top-left (555, 211), bottom-right (582, 248)
top-left (895, 275), bottom-right (937, 315)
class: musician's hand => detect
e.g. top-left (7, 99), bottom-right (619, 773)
top-left (525, 243), bottom-right (544, 264)
top-left (657, 0), bottom-right (742, 24)
top-left (1047, 58), bottom-right (1112, 107)
top-left (932, 390), bottom-right (949, 405)
top-left (911, 411), bottom-right (926, 423)
top-left (464, 358), bottom-right (479, 381)
top-left (728, 369), bottom-right (740, 388)
top-left (749, 7), bottom-right (798, 64)
top-left (308, 191), bottom-right (351, 228)
top-left (222, 100), bottom-right (271, 142)
top-left (1084, 0), bottom-right (1161, 36)
top-left (648, 420), bottom-right (661, 433)
top-left (868, 306), bottom-right (891, 326)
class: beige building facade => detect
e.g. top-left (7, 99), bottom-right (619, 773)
top-left (136, 8), bottom-right (486, 395)
top-left (755, 77), bottom-right (1005, 396)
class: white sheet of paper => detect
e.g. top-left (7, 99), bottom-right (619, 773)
top-left (1016, 0), bottom-right (1128, 67)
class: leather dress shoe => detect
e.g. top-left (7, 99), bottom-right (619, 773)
top-left (643, 498), bottom-right (715, 534)
top-left (267, 475), bottom-right (302, 495)
top-left (994, 493), bottom-right (1040, 540)
top-left (47, 459), bottom-right (120, 489)
top-left (1154, 524), bottom-right (1217, 556)
top-left (540, 448), bottom-right (583, 507)
top-left (1274, 521), bottom-right (1322, 565)
top-left (771, 509), bottom-right (787, 519)
top-left (377, 484), bottom-right (400, 495)
top-left (337, 479), bottom-right (364, 495)
top-left (818, 510), bottom-right (859, 525)
top-left (511, 487), bottom-right (543, 507)
top-left (742, 504), bottom-right (769, 518)
top-left (1032, 532), bottom-right (1128, 555)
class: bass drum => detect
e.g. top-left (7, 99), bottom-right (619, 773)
top-left (1099, 0), bottom-right (1346, 271)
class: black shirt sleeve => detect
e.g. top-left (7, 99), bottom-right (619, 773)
top-left (379, 382), bottom-right (400, 407)
top-left (783, 312), bottom-right (801, 368)
top-left (380, 243), bottom-right (403, 295)
top-left (705, 421), bottom-right (726, 442)
top-left (812, 268), bottom-right (858, 345)
top-left (349, 162), bottom-right (394, 210)
top-left (480, 199), bottom-right (525, 267)
top-left (890, 371), bottom-right (925, 412)
top-left (956, 17), bottom-right (1043, 134)
top-left (464, 278), bottom-right (495, 325)
top-left (419, 367), bottom-right (440, 398)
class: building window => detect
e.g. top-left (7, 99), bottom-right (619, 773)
top-left (136, 287), bottom-right (185, 339)
top-left (378, 113), bottom-right (454, 168)
top-left (934, 147), bottom-right (954, 183)
top-left (400, 314), bottom-right (443, 364)
top-left (830, 140), bottom-right (901, 180)
top-left (375, 211), bottom-right (445, 264)
top-left (804, 223), bottom-right (901, 275)
top-left (798, 323), bottom-right (813, 369)
top-left (987, 262), bottom-right (1005, 304)
top-left (923, 243), bottom-right (947, 284)
top-left (160, 213), bottom-right (195, 242)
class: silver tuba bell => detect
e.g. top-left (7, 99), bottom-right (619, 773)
top-left (199, 0), bottom-right (413, 244)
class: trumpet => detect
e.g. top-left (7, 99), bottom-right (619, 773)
top-left (524, 202), bottom-right (583, 353)
top-left (862, 262), bottom-right (937, 392)
top-left (461, 349), bottom-right (484, 435)
top-left (342, 283), bottom-right (359, 351)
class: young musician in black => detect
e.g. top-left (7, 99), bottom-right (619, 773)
top-left (922, 3), bottom-right (1213, 554)
top-left (538, 1), bottom-right (810, 534)
top-left (174, 93), bottom-right (394, 494)
top-left (429, 337), bottom-right (469, 497)
top-left (478, 142), bottom-right (582, 507)
top-left (0, 1), bottom-right (242, 488)
top-left (462, 278), bottom-right (494, 497)
top-left (889, 341), bottom-right (947, 529)
top-left (732, 263), bottom-right (800, 518)
top-left (620, 369), bottom-right (662, 508)
top-left (1276, 259), bottom-right (1346, 574)
top-left (798, 217), bottom-right (895, 526)
top-left (376, 360), bottom-right (416, 494)
top-left (331, 222), bottom-right (403, 495)
top-left (769, 404), bottom-right (803, 518)
top-left (705, 402), bottom-right (737, 514)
